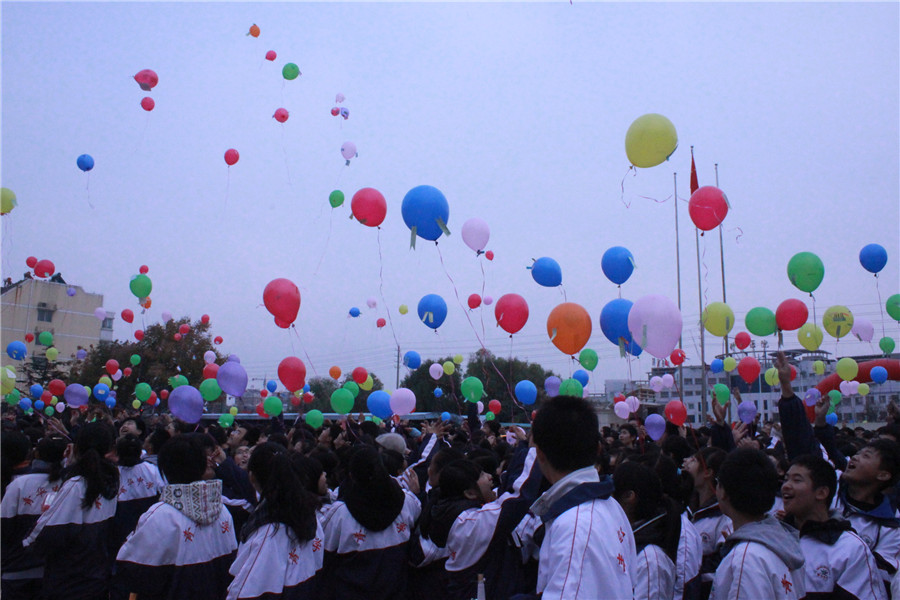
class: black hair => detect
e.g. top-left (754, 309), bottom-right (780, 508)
top-left (359, 420), bottom-right (380, 440)
top-left (613, 461), bottom-right (682, 561)
top-left (430, 446), bottom-right (465, 478)
top-left (246, 443), bottom-right (318, 543)
top-left (267, 432), bottom-right (289, 449)
top-left (291, 454), bottom-right (325, 498)
top-left (146, 427), bottom-right (171, 455)
top-left (467, 448), bottom-right (499, 488)
top-left (439, 459), bottom-right (483, 499)
top-left (67, 422), bottom-right (119, 509)
top-left (34, 435), bottom-right (68, 483)
top-left (205, 424), bottom-right (227, 446)
top-left (121, 417), bottom-right (147, 438)
top-left (158, 435), bottom-right (207, 484)
top-left (116, 434), bottom-right (144, 467)
top-left (380, 449), bottom-right (406, 477)
top-left (484, 420), bottom-right (501, 436)
top-left (661, 435), bottom-right (693, 467)
top-left (2, 430), bottom-right (32, 496)
top-left (865, 439), bottom-right (900, 488)
top-left (789, 454), bottom-right (838, 506)
top-left (693, 446), bottom-right (728, 479)
top-left (309, 447), bottom-right (341, 490)
top-left (242, 425), bottom-right (262, 447)
top-left (532, 395), bottom-right (598, 472)
top-left (620, 424), bottom-right (638, 438)
top-left (717, 448), bottom-right (780, 517)
top-left (174, 420), bottom-right (199, 435)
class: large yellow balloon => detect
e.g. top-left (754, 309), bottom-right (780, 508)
top-left (764, 367), bottom-right (779, 385)
top-left (797, 323), bottom-right (824, 351)
top-left (359, 374), bottom-right (374, 391)
top-left (625, 114), bottom-right (678, 168)
top-left (1, 366), bottom-right (16, 394)
top-left (1, 188), bottom-right (17, 215)
top-left (836, 357), bottom-right (858, 381)
top-left (858, 383), bottom-right (870, 396)
top-left (702, 302), bottom-right (734, 337)
top-left (442, 361), bottom-right (455, 375)
top-left (723, 356), bottom-right (737, 372)
top-left (823, 305), bottom-right (854, 339)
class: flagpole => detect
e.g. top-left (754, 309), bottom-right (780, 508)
top-left (691, 147), bottom-right (708, 425)
top-left (674, 172), bottom-right (684, 395)
top-left (716, 164), bottom-right (728, 358)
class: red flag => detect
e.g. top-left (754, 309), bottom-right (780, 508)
top-left (690, 147), bottom-right (699, 195)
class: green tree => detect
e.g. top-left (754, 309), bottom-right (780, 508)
top-left (464, 348), bottom-right (557, 422)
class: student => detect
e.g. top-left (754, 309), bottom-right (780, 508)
top-left (23, 422), bottom-right (120, 600)
top-left (781, 454), bottom-right (886, 599)
top-left (115, 435), bottom-right (238, 599)
top-left (529, 395), bottom-right (637, 599)
top-left (111, 434), bottom-right (165, 553)
top-left (711, 448), bottom-right (805, 600)
top-left (142, 427), bottom-right (170, 465)
top-left (227, 443), bottom-right (323, 599)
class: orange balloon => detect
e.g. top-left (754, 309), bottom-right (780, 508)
top-left (329, 365), bottom-right (341, 380)
top-left (140, 297), bottom-right (152, 309)
top-left (249, 24), bottom-right (260, 37)
top-left (546, 302), bottom-right (592, 356)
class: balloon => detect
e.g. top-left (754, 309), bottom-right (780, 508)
top-left (483, 399), bottom-right (499, 415)
top-left (440, 411), bottom-right (451, 422)
top-left (342, 381), bottom-right (359, 398)
top-left (661, 374), bottom-right (675, 389)
top-left (77, 348), bottom-right (87, 359)
top-left (24, 333), bottom-right (34, 343)
top-left (461, 377), bottom-right (484, 403)
top-left (376, 318), bottom-right (386, 329)
top-left (46, 379), bottom-right (65, 398)
top-left (367, 297), bottom-right (377, 309)
top-left (723, 357), bottom-right (737, 372)
top-left (305, 410), bottom-right (324, 429)
top-left (330, 389), bottom-right (354, 414)
top-left (45, 347), bottom-right (58, 361)
top-left (177, 324), bottom-right (190, 336)
top-left (835, 357), bottom-right (858, 382)
top-left (485, 251), bottom-right (494, 261)
top-left (134, 330), bottom-right (144, 341)
top-left (278, 357), bottom-right (307, 392)
top-left (614, 402), bottom-right (631, 420)
top-left (871, 366), bottom-right (888, 384)
top-left (688, 186), bottom-right (729, 231)
top-left (28, 384), bottom-right (43, 400)
top-left (389, 388), bottom-right (416, 415)
top-left (664, 400), bottom-right (687, 426)
top-left (887, 294), bottom-right (900, 321)
top-left (627, 295), bottom-right (682, 359)
top-left (273, 108), bottom-right (289, 123)
top-left (341, 141), bottom-right (358, 162)
top-left (399, 305), bottom-right (409, 315)
top-left (201, 315), bottom-right (211, 325)
top-left (161, 311), bottom-right (173, 322)
top-left (93, 383), bottom-right (110, 401)
top-left (744, 307), bottom-right (776, 337)
top-left (168, 374), bottom-right (187, 388)
top-left (859, 244), bottom-right (888, 274)
top-left (140, 97), bottom-right (155, 111)
top-left (764, 367), bottom-right (779, 386)
top-left (19, 398), bottom-right (32, 411)
top-left (881, 337), bottom-right (896, 355)
top-left (710, 359), bottom-right (724, 374)
top-left (825, 413), bottom-right (838, 426)
top-left (702, 302), bottom-right (734, 337)
top-left (775, 299), bottom-right (808, 332)
top-left (120, 309), bottom-right (134, 324)
top-left (461, 218), bottom-right (490, 253)
top-left (579, 349), bottom-right (598, 371)
top-left (859, 383), bottom-right (870, 396)
top-left (738, 357), bottom-right (761, 384)
top-left (219, 414), bottom-right (235, 428)
top-left (515, 380), bottom-right (537, 405)
top-left (6, 341), bottom-right (26, 360)
top-left (350, 188), bottom-right (386, 227)
top-left (403, 351), bottom-right (421, 369)
top-left (38, 331), bottom-right (53, 346)
top-left (442, 361), bottom-right (455, 375)
top-left (649, 376), bottom-right (663, 392)
top-left (483, 296), bottom-right (493, 306)
top-left (839, 380), bottom-right (852, 396)
top-left (105, 359), bottom-right (119, 376)
top-left (804, 388), bottom-right (822, 407)
top-left (467, 294), bottom-right (482, 309)
top-left (645, 414), bottom-right (666, 441)
top-left (428, 362), bottom-right (446, 380)
top-left (367, 390), bottom-right (393, 420)
top-left (214, 336), bottom-right (223, 345)
top-left (168, 385), bottom-right (202, 423)
top-left (495, 294), bottom-right (529, 335)
top-left (202, 363), bottom-right (219, 380)
top-left (737, 401), bottom-right (757, 425)
top-left (625, 113), bottom-right (678, 168)
top-left (530, 257), bottom-right (562, 287)
top-left (544, 376), bottom-right (561, 397)
top-left (670, 349), bottom-right (685, 365)
top-left (851, 318), bottom-right (875, 343)
top-left (485, 412), bottom-right (496, 422)
top-left (264, 278), bottom-right (301, 328)
top-left (401, 185), bottom-right (450, 243)
top-left (224, 149), bottom-right (239, 166)
top-left (573, 369), bottom-right (590, 387)
top-left (418, 294), bottom-right (448, 330)
top-left (547, 302), bottom-right (592, 356)
top-left (713, 383), bottom-right (730, 406)
top-left (797, 323), bottom-right (824, 351)
top-left (601, 246), bottom-right (635, 285)
top-left (76, 154), bottom-right (94, 172)
top-left (282, 63), bottom-right (300, 80)
top-left (132, 382), bottom-right (151, 403)
top-left (351, 367), bottom-right (368, 385)
top-left (133, 69), bottom-right (158, 91)
top-left (263, 396), bottom-right (283, 417)
top-left (813, 360), bottom-right (825, 376)
top-left (786, 252), bottom-right (825, 293)
top-left (217, 360), bottom-right (248, 397)
top-left (265, 50), bottom-right (276, 61)
top-left (329, 190), bottom-right (345, 208)
top-left (55, 403), bottom-right (65, 414)
top-left (559, 378), bottom-right (583, 397)
top-left (349, 307), bottom-right (361, 318)
top-left (26, 256), bottom-right (37, 268)
top-left (849, 381), bottom-right (860, 395)
top-left (34, 260), bottom-right (55, 278)
top-left (64, 383), bottom-right (89, 408)
top-left (1, 188), bottom-right (17, 215)
top-left (822, 306), bottom-right (854, 339)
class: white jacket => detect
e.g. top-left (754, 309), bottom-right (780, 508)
top-left (634, 543), bottom-right (675, 600)
top-left (674, 512), bottom-right (702, 600)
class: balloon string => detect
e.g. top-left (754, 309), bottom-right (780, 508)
top-left (312, 210), bottom-right (334, 279)
top-left (376, 227), bottom-right (402, 350)
top-left (85, 174), bottom-right (94, 209)
top-left (224, 169), bottom-right (230, 210)
top-left (559, 284), bottom-right (567, 303)
top-left (876, 276), bottom-right (887, 338)
top-left (619, 165), bottom-right (634, 208)
top-left (479, 258), bottom-right (487, 341)
top-left (291, 325), bottom-right (319, 378)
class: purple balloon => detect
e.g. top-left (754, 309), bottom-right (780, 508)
top-left (227, 354), bottom-right (241, 363)
top-left (645, 413), bottom-right (666, 441)
top-left (64, 383), bottom-right (89, 407)
top-left (544, 376), bottom-right (561, 397)
top-left (804, 388), bottom-right (822, 407)
top-left (627, 295), bottom-right (683, 360)
top-left (169, 385), bottom-right (204, 424)
top-left (737, 401), bottom-right (757, 424)
top-left (94, 307), bottom-right (107, 321)
top-left (66, 287), bottom-right (76, 296)
top-left (76, 349), bottom-right (87, 360)
top-left (217, 360), bottom-right (248, 396)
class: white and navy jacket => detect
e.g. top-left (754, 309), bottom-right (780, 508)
top-left (674, 512), bottom-right (702, 600)
top-left (1, 472), bottom-right (62, 582)
top-left (689, 498), bottom-right (733, 595)
top-left (834, 485), bottom-right (900, 590)
top-left (112, 460), bottom-right (165, 551)
top-left (227, 520), bottom-right (325, 600)
top-left (635, 542), bottom-right (676, 600)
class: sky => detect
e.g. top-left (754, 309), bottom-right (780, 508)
top-left (2, 1), bottom-right (898, 397)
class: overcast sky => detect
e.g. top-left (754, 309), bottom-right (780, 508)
top-left (2, 1), bottom-right (898, 397)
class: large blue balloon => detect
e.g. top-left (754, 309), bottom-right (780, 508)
top-left (433, 388), bottom-right (443, 398)
top-left (76, 154), bottom-right (94, 172)
top-left (531, 257), bottom-right (562, 287)
top-left (217, 360), bottom-right (248, 397)
top-left (367, 390), bottom-right (393, 419)
top-left (401, 185), bottom-right (450, 242)
top-left (710, 359), bottom-right (724, 373)
top-left (30, 384), bottom-right (43, 399)
top-left (515, 380), bottom-right (537, 405)
top-left (417, 294), bottom-right (447, 330)
top-left (64, 383), bottom-right (89, 407)
top-left (871, 366), bottom-right (888, 384)
top-left (859, 244), bottom-right (888, 274)
top-left (573, 369), bottom-right (590, 387)
top-left (19, 398), bottom-right (32, 411)
top-left (601, 246), bottom-right (635, 285)
top-left (6, 341), bottom-right (26, 360)
top-left (93, 383), bottom-right (110, 401)
top-left (599, 298), bottom-right (642, 356)
top-left (403, 350), bottom-right (422, 369)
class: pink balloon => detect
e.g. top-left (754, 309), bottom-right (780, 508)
top-left (852, 317), bottom-right (874, 343)
top-left (335, 93), bottom-right (345, 103)
top-left (367, 297), bottom-right (377, 309)
top-left (94, 307), bottom-right (107, 321)
top-left (625, 396), bottom-right (640, 412)
top-left (614, 402), bottom-right (631, 419)
top-left (483, 296), bottom-right (494, 306)
top-left (649, 376), bottom-right (663, 393)
top-left (429, 363), bottom-right (443, 380)
top-left (265, 50), bottom-right (277, 61)
top-left (627, 295), bottom-right (683, 359)
top-left (461, 218), bottom-right (490, 253)
top-left (661, 373), bottom-right (675, 388)
top-left (389, 388), bottom-right (416, 416)
top-left (848, 380), bottom-right (860, 394)
top-left (273, 108), bottom-right (289, 123)
top-left (161, 311), bottom-right (172, 322)
top-left (340, 141), bottom-right (357, 161)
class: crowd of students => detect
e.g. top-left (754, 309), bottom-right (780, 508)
top-left (2, 350), bottom-right (900, 599)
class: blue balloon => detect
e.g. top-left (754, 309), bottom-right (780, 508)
top-left (34, 400), bottom-right (45, 411)
top-left (860, 244), bottom-right (888, 274)
top-left (441, 411), bottom-right (452, 422)
top-left (19, 398), bottom-right (32, 411)
top-left (544, 376), bottom-right (561, 397)
top-left (105, 398), bottom-right (117, 409)
top-left (601, 246), bottom-right (635, 285)
top-left (433, 388), bottom-right (443, 398)
top-left (6, 341), bottom-right (26, 360)
top-left (401, 185), bottom-right (450, 242)
top-left (710, 359), bottom-right (724, 374)
top-left (573, 369), bottom-right (590, 387)
top-left (76, 154), bottom-right (94, 172)
top-left (871, 366), bottom-right (889, 384)
top-left (515, 380), bottom-right (537, 405)
top-left (93, 383), bottom-right (110, 401)
top-left (367, 390), bottom-right (393, 420)
top-left (67, 287), bottom-right (76, 296)
top-left (30, 384), bottom-right (43, 399)
top-left (349, 307), bottom-right (361, 318)
top-left (64, 383), bottom-right (89, 407)
top-left (531, 257), bottom-right (562, 287)
top-left (826, 413), bottom-right (838, 426)
top-left (303, 383), bottom-right (310, 393)
top-left (417, 294), bottom-right (447, 330)
top-left (599, 299), bottom-right (643, 356)
top-left (266, 380), bottom-right (277, 393)
top-left (403, 350), bottom-right (422, 369)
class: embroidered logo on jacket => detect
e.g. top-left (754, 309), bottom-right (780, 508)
top-left (617, 553), bottom-right (626, 573)
top-left (312, 538), bottom-right (322, 552)
top-left (352, 531), bottom-right (367, 544)
top-left (781, 575), bottom-right (792, 593)
top-left (23, 496), bottom-right (33, 506)
top-left (396, 522), bottom-right (408, 534)
top-left (220, 521), bottom-right (230, 534)
top-left (814, 565), bottom-right (830, 580)
top-left (183, 527), bottom-right (194, 542)
top-left (617, 527), bottom-right (625, 543)
top-left (288, 548), bottom-right (299, 564)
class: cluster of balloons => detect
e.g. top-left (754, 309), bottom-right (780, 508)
top-left (25, 256), bottom-right (56, 279)
top-left (134, 69), bottom-right (158, 112)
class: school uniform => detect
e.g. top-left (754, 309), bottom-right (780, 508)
top-left (632, 512), bottom-right (678, 600)
top-left (834, 486), bottom-right (900, 593)
top-left (113, 461), bottom-right (165, 552)
top-left (689, 499), bottom-right (733, 598)
top-left (674, 512), bottom-right (702, 600)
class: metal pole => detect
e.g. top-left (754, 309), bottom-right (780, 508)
top-left (674, 173), bottom-right (685, 397)
top-left (715, 164), bottom-right (728, 356)
top-left (696, 228), bottom-right (707, 424)
top-left (395, 345), bottom-right (401, 389)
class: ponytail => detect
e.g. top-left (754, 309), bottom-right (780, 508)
top-left (247, 443), bottom-right (318, 543)
top-left (66, 423), bottom-right (118, 509)
top-left (35, 436), bottom-right (67, 483)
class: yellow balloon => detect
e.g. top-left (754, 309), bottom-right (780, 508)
top-left (858, 383), bottom-right (870, 396)
top-left (701, 302), bottom-right (734, 337)
top-left (398, 304), bottom-right (408, 315)
top-left (442, 361), bottom-right (455, 375)
top-left (50, 396), bottom-right (58, 405)
top-left (836, 357), bottom-right (858, 381)
top-left (229, 406), bottom-right (238, 415)
top-left (1, 366), bottom-right (16, 394)
top-left (1, 188), bottom-right (17, 215)
top-left (764, 367), bottom-right (779, 386)
top-left (813, 360), bottom-right (825, 375)
top-left (625, 114), bottom-right (678, 168)
top-left (453, 354), bottom-right (464, 365)
top-left (132, 400), bottom-right (141, 409)
top-left (99, 376), bottom-right (112, 387)
top-left (723, 357), bottom-right (737, 372)
top-left (359, 374), bottom-right (374, 391)
top-left (797, 323), bottom-right (824, 351)
top-left (823, 305), bottom-right (854, 339)
top-left (46, 347), bottom-right (59, 361)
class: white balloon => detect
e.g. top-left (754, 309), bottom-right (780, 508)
top-left (848, 380), bottom-right (860, 394)
top-left (614, 402), bottom-right (631, 419)
top-left (661, 373), bottom-right (675, 389)
top-left (851, 317), bottom-right (874, 343)
top-left (649, 376), bottom-right (663, 393)
top-left (627, 295), bottom-right (683, 359)
top-left (625, 396), bottom-right (640, 412)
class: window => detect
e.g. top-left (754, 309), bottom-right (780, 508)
top-left (36, 302), bottom-right (54, 322)
top-left (101, 317), bottom-right (114, 330)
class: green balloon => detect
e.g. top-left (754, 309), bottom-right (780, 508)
top-left (331, 388), bottom-right (354, 414)
top-left (199, 378), bottom-right (222, 402)
top-left (461, 376), bottom-right (484, 403)
top-left (559, 378), bottom-right (583, 398)
top-left (787, 252), bottom-right (824, 293)
top-left (135, 382), bottom-right (152, 402)
top-left (83, 385), bottom-right (91, 398)
top-left (745, 307), bottom-right (777, 337)
top-left (129, 274), bottom-right (152, 299)
top-left (485, 412), bottom-right (495, 421)
top-left (342, 381), bottom-right (360, 398)
top-left (38, 331), bottom-right (53, 346)
top-left (578, 349), bottom-right (599, 371)
top-left (305, 409), bottom-right (324, 429)
top-left (44, 406), bottom-right (55, 416)
top-left (169, 374), bottom-right (188, 388)
top-left (888, 294), bottom-right (900, 322)
top-left (6, 389), bottom-right (21, 405)
top-left (218, 413), bottom-right (234, 428)
top-left (130, 354), bottom-right (141, 366)
top-left (828, 390), bottom-right (842, 406)
top-left (713, 383), bottom-right (730, 406)
top-left (282, 63), bottom-right (300, 80)
top-left (329, 190), bottom-right (345, 208)
top-left (880, 336), bottom-right (896, 355)
top-left (263, 396), bottom-right (283, 417)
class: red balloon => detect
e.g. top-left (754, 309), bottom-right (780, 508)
top-left (303, 392), bottom-right (314, 404)
top-left (139, 265), bottom-right (149, 274)
top-left (256, 403), bottom-right (267, 417)
top-left (34, 259), bottom-right (55, 278)
top-left (688, 186), bottom-right (729, 231)
top-left (776, 299), bottom-right (808, 331)
top-left (134, 329), bottom-right (144, 341)
top-left (467, 294), bottom-right (482, 309)
top-left (488, 399), bottom-right (502, 414)
top-left (273, 108), bottom-right (289, 123)
top-left (737, 356), bottom-right (760, 384)
top-left (214, 336), bottom-right (223, 345)
top-left (265, 50), bottom-right (276, 61)
top-left (734, 332), bottom-right (751, 350)
top-left (352, 367), bottom-right (368, 385)
top-left (41, 390), bottom-right (53, 403)
top-left (614, 393), bottom-right (626, 403)
top-left (485, 251), bottom-right (494, 261)
top-left (202, 363), bottom-right (219, 380)
top-left (25, 333), bottom-right (34, 343)
top-left (140, 97), bottom-right (155, 111)
top-left (201, 314), bottom-right (210, 324)
top-left (789, 365), bottom-right (797, 381)
top-left (261, 390), bottom-right (268, 398)
top-left (106, 359), bottom-right (119, 375)
top-left (664, 400), bottom-right (687, 426)
top-left (178, 324), bottom-right (190, 335)
top-left (669, 349), bottom-right (686, 366)
top-left (224, 148), bottom-right (239, 166)
top-left (278, 356), bottom-right (307, 392)
top-left (121, 309), bottom-right (134, 323)
top-left (263, 278), bottom-right (301, 328)
top-left (495, 294), bottom-right (529, 335)
top-left (351, 188), bottom-right (387, 227)
top-left (376, 318), bottom-right (386, 328)
top-left (133, 69), bottom-right (158, 91)
top-left (290, 396), bottom-right (301, 406)
top-left (123, 367), bottom-right (132, 377)
top-left (48, 379), bottom-right (66, 396)
top-left (173, 333), bottom-right (182, 341)
top-left (159, 389), bottom-right (169, 400)
top-left (25, 256), bottom-right (37, 268)
top-left (148, 392), bottom-right (157, 405)
top-left (331, 107), bottom-right (340, 116)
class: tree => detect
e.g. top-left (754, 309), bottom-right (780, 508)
top-left (464, 349), bottom-right (557, 422)
top-left (303, 373), bottom-right (384, 415)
